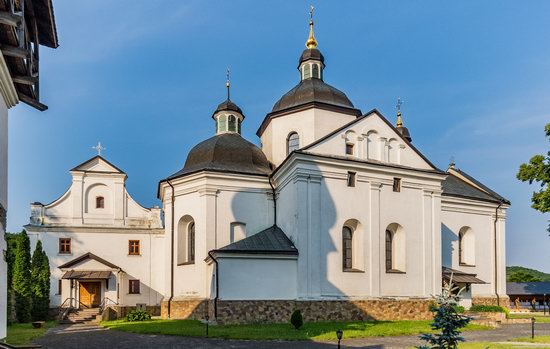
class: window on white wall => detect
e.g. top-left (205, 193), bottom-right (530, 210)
top-left (230, 222), bottom-right (246, 243)
top-left (287, 132), bottom-right (300, 155)
top-left (385, 223), bottom-right (406, 273)
top-left (342, 226), bottom-right (353, 270)
top-left (342, 219), bottom-right (363, 272)
top-left (458, 227), bottom-right (475, 266)
top-left (177, 216), bottom-right (195, 265)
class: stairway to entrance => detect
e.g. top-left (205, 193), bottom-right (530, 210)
top-left (60, 308), bottom-right (101, 324)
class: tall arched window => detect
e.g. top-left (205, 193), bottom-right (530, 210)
top-left (188, 222), bottom-right (195, 263)
top-left (287, 132), bottom-right (300, 155)
top-left (312, 64), bottom-right (319, 78)
top-left (177, 216), bottom-right (195, 265)
top-left (96, 196), bottom-right (104, 209)
top-left (228, 115), bottom-right (236, 132)
top-left (342, 226), bottom-right (353, 270)
top-left (303, 64), bottom-right (311, 79)
top-left (458, 227), bottom-right (475, 266)
top-left (385, 230), bottom-right (393, 272)
top-left (385, 223), bottom-right (406, 272)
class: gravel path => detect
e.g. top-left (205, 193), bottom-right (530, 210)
top-left (34, 323), bottom-right (550, 349)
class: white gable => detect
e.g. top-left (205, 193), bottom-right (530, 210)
top-left (71, 156), bottom-right (123, 173)
top-left (66, 258), bottom-right (115, 271)
top-left (304, 110), bottom-right (436, 170)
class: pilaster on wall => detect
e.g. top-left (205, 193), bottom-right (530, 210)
top-left (369, 181), bottom-right (382, 297)
top-left (199, 188), bottom-right (219, 253)
top-left (114, 179), bottom-right (125, 225)
top-left (71, 174), bottom-right (84, 225)
top-left (295, 173), bottom-right (322, 299)
top-left (422, 189), bottom-right (442, 296)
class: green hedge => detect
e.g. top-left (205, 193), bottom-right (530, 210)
top-left (469, 305), bottom-right (507, 313)
top-left (452, 306), bottom-right (465, 314)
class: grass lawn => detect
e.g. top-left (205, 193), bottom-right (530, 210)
top-left (101, 319), bottom-right (488, 341)
top-left (2, 321), bottom-right (57, 345)
top-left (508, 314), bottom-right (550, 323)
top-left (459, 343), bottom-right (547, 349)
top-left (512, 335), bottom-right (550, 343)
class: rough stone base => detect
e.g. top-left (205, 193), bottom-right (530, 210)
top-left (102, 305), bottom-right (161, 320)
top-left (472, 295), bottom-right (510, 308)
top-left (162, 298), bottom-right (433, 324)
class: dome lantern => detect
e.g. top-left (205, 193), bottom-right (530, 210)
top-left (212, 69), bottom-right (245, 135)
top-left (299, 6), bottom-right (324, 82)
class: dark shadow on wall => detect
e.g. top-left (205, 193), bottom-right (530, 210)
top-left (441, 223), bottom-right (456, 268)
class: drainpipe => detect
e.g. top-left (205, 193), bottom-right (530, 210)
top-left (208, 251), bottom-right (219, 319)
top-left (494, 201), bottom-right (503, 306)
top-left (167, 180), bottom-right (175, 318)
top-left (269, 174), bottom-right (277, 226)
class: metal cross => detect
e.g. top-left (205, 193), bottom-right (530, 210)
top-left (396, 97), bottom-right (403, 112)
top-left (309, 5), bottom-right (314, 21)
top-left (92, 142), bottom-right (106, 156)
top-left (226, 68), bottom-right (231, 100)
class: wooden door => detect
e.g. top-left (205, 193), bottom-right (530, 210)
top-left (79, 282), bottom-right (101, 308)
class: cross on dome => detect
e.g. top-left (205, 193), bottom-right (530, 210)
top-left (92, 142), bottom-right (106, 156)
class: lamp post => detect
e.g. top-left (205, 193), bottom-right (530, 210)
top-left (531, 317), bottom-right (536, 339)
top-left (544, 294), bottom-right (547, 316)
top-left (336, 329), bottom-right (343, 349)
top-left (205, 315), bottom-right (209, 337)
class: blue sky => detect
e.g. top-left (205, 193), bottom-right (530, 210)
top-left (7, 1), bottom-right (550, 271)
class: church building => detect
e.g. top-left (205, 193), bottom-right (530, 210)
top-left (26, 13), bottom-right (510, 324)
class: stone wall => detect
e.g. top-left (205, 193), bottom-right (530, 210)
top-left (472, 295), bottom-right (510, 308)
top-left (162, 298), bottom-right (433, 324)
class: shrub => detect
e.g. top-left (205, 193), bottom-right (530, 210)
top-left (126, 309), bottom-right (151, 322)
top-left (469, 305), bottom-right (506, 313)
top-left (290, 309), bottom-right (303, 329)
top-left (453, 306), bottom-right (465, 314)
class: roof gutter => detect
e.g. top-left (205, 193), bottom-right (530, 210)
top-left (167, 180), bottom-right (175, 318)
top-left (494, 201), bottom-right (503, 306)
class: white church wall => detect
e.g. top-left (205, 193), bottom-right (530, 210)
top-left (441, 197), bottom-right (508, 298)
top-left (165, 172), bottom-right (273, 300)
top-left (28, 229), bottom-right (165, 307)
top-left (305, 111), bottom-right (434, 170)
top-left (260, 108), bottom-right (356, 166)
top-left (274, 154), bottom-right (444, 300)
top-left (218, 256), bottom-right (297, 300)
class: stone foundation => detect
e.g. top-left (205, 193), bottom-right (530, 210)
top-left (472, 295), bottom-right (510, 308)
top-left (163, 298), bottom-right (433, 324)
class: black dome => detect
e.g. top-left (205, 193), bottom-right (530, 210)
top-left (272, 78), bottom-right (355, 113)
top-left (169, 133), bottom-right (272, 178)
top-left (299, 48), bottom-right (324, 66)
top-left (212, 99), bottom-right (243, 118)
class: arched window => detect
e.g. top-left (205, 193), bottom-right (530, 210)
top-left (385, 230), bottom-right (393, 272)
top-left (230, 222), bottom-right (246, 243)
top-left (96, 196), bottom-right (104, 209)
top-left (312, 64), bottom-right (319, 78)
top-left (188, 222), bottom-right (195, 263)
top-left (366, 131), bottom-right (379, 160)
top-left (458, 227), bottom-right (475, 266)
top-left (385, 223), bottom-right (406, 272)
top-left (237, 119), bottom-right (242, 134)
top-left (303, 64), bottom-right (311, 79)
top-left (177, 216), bottom-right (195, 265)
top-left (342, 226), bottom-right (353, 270)
top-left (218, 114), bottom-right (227, 133)
top-left (287, 132), bottom-right (300, 155)
top-left (228, 115), bottom-right (236, 132)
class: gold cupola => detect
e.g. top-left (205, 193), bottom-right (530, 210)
top-left (305, 6), bottom-right (318, 49)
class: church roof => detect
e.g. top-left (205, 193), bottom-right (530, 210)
top-left (507, 282), bottom-right (550, 296)
top-left (212, 225), bottom-right (298, 255)
top-left (58, 252), bottom-right (121, 270)
top-left (299, 48), bottom-right (324, 66)
top-left (442, 267), bottom-right (486, 284)
top-left (70, 155), bottom-right (126, 174)
top-left (271, 78), bottom-right (357, 115)
top-left (442, 169), bottom-right (510, 204)
top-left (212, 99), bottom-right (243, 119)
top-left (166, 133), bottom-right (272, 180)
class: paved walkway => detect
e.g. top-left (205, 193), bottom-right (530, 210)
top-left (35, 323), bottom-right (550, 349)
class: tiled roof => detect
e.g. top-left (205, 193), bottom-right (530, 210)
top-left (214, 225), bottom-right (298, 255)
top-left (507, 282), bottom-right (550, 296)
top-left (442, 174), bottom-right (500, 203)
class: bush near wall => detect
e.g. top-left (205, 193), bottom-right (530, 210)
top-left (469, 305), bottom-right (507, 313)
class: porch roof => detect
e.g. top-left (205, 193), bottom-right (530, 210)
top-left (442, 267), bottom-right (486, 284)
top-left (62, 270), bottom-right (112, 280)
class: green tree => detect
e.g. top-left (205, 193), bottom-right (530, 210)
top-left (5, 233), bottom-right (19, 324)
top-left (417, 280), bottom-right (471, 349)
top-left (508, 271), bottom-right (542, 282)
top-left (517, 123), bottom-right (550, 232)
top-left (12, 231), bottom-right (32, 323)
top-left (31, 240), bottom-right (50, 321)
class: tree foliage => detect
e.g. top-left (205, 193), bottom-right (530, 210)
top-left (12, 231), bottom-right (32, 323)
top-left (417, 280), bottom-right (471, 349)
top-left (517, 123), bottom-right (550, 232)
top-left (508, 271), bottom-right (542, 283)
top-left (31, 240), bottom-right (51, 321)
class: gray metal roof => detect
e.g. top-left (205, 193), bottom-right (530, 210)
top-left (442, 266), bottom-right (486, 284)
top-left (212, 99), bottom-right (243, 119)
top-left (442, 174), bottom-right (500, 203)
top-left (299, 48), bottom-right (325, 66)
top-left (213, 225), bottom-right (298, 255)
top-left (507, 282), bottom-right (550, 296)
top-left (453, 168), bottom-right (510, 204)
top-left (167, 133), bottom-right (272, 180)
